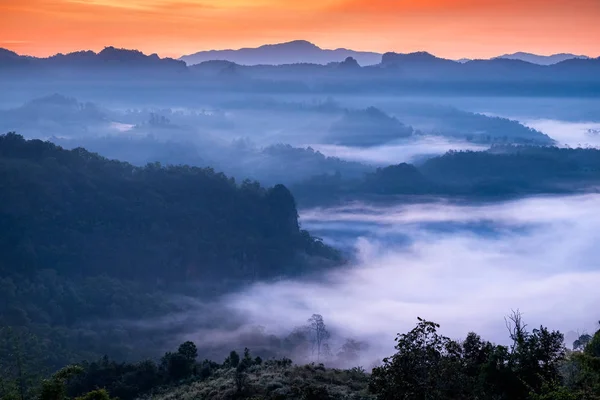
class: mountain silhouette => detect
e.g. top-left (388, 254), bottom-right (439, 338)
top-left (179, 40), bottom-right (382, 66)
top-left (381, 51), bottom-right (458, 67)
top-left (0, 46), bottom-right (186, 72)
top-left (496, 52), bottom-right (589, 65)
top-left (2, 46), bottom-right (599, 97)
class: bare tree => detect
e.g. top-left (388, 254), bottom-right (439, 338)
top-left (505, 309), bottom-right (527, 353)
top-left (307, 314), bottom-right (330, 362)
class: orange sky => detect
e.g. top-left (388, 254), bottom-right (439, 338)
top-left (1, 0), bottom-right (599, 59)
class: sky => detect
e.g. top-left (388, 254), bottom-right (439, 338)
top-left (1, 0), bottom-right (599, 59)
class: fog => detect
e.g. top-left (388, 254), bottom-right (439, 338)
top-left (3, 89), bottom-right (600, 365)
top-left (217, 195), bottom-right (600, 365)
top-left (522, 119), bottom-right (600, 148)
top-left (4, 45), bottom-right (600, 392)
top-left (1, 92), bottom-right (565, 187)
top-left (309, 137), bottom-right (486, 165)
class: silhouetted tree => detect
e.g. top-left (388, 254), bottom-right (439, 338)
top-left (225, 350), bottom-right (240, 368)
top-left (307, 314), bottom-right (330, 362)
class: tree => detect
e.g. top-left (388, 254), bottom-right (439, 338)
top-left (307, 314), bottom-right (330, 362)
top-left (225, 350), bottom-right (240, 368)
top-left (159, 343), bottom-right (197, 383)
top-left (74, 389), bottom-right (114, 400)
top-left (585, 329), bottom-right (600, 358)
top-left (243, 348), bottom-right (252, 365)
top-left (574, 334), bottom-right (592, 351)
top-left (177, 341), bottom-right (197, 362)
top-left (505, 311), bottom-right (565, 396)
top-left (369, 318), bottom-right (466, 400)
top-left (370, 315), bottom-right (569, 400)
top-left (39, 365), bottom-right (83, 400)
top-left (234, 348), bottom-right (254, 394)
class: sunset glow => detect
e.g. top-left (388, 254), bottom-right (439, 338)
top-left (1, 0), bottom-right (599, 58)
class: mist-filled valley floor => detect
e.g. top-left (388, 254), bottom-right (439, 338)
top-left (2, 65), bottom-right (600, 398)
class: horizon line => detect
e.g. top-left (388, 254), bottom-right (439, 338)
top-left (1, 39), bottom-right (597, 61)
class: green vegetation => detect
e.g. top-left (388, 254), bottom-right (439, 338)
top-left (2, 133), bottom-right (600, 399)
top-left (2, 315), bottom-right (599, 400)
top-left (0, 133), bottom-right (340, 373)
top-left (293, 145), bottom-right (600, 206)
top-left (0, 132), bottom-right (338, 283)
top-left (327, 107), bottom-right (414, 147)
top-left (389, 102), bottom-right (554, 145)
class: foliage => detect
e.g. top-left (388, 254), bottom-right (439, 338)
top-left (39, 366), bottom-right (84, 400)
top-left (293, 146), bottom-right (600, 206)
top-left (0, 133), bottom-right (340, 379)
top-left (370, 314), bottom-right (599, 400)
top-left (4, 316), bottom-right (600, 400)
top-left (574, 334), bottom-right (593, 351)
top-left (159, 342), bottom-right (198, 382)
top-left (585, 328), bottom-right (600, 358)
top-left (327, 107), bottom-right (414, 147)
top-left (0, 132), bottom-right (338, 284)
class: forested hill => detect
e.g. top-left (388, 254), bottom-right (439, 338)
top-left (0, 133), bottom-right (338, 375)
top-left (0, 132), bottom-right (339, 284)
top-left (292, 146), bottom-right (600, 206)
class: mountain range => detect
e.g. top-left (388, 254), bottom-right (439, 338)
top-left (1, 42), bottom-right (595, 71)
top-left (1, 45), bottom-right (599, 98)
top-left (496, 52), bottom-right (589, 65)
top-left (178, 40), bottom-right (592, 66)
top-left (0, 46), bottom-right (186, 72)
top-left (179, 40), bottom-right (382, 66)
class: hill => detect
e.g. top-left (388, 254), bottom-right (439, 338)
top-left (292, 146), bottom-right (600, 206)
top-left (179, 40), bottom-right (382, 66)
top-left (0, 133), bottom-right (340, 371)
top-left (0, 94), bottom-right (108, 135)
top-left (327, 107), bottom-right (414, 146)
top-left (376, 103), bottom-right (554, 145)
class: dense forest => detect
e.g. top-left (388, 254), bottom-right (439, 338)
top-left (2, 314), bottom-right (599, 400)
top-left (292, 145), bottom-right (600, 206)
top-left (0, 133), bottom-right (340, 373)
top-left (0, 133), bottom-right (339, 282)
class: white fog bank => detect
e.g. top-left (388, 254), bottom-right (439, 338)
top-left (309, 137), bottom-right (486, 165)
top-left (520, 119), bottom-right (600, 148)
top-left (223, 195), bottom-right (600, 363)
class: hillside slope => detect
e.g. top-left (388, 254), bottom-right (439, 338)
top-left (0, 132), bottom-right (340, 371)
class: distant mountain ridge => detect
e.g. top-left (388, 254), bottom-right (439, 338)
top-left (0, 46), bottom-right (186, 71)
top-left (2, 43), bottom-right (595, 68)
top-left (179, 40), bottom-right (594, 67)
top-left (179, 40), bottom-right (383, 66)
top-left (1, 45), bottom-right (599, 97)
top-left (496, 52), bottom-right (589, 65)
